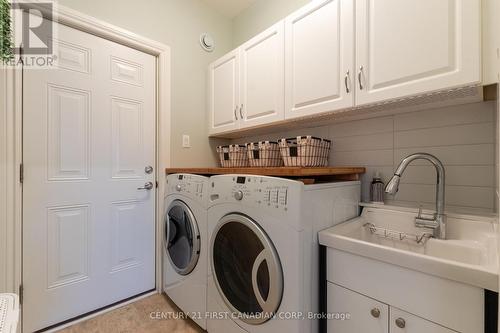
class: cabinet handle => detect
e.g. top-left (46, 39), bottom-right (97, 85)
top-left (344, 70), bottom-right (350, 93)
top-left (239, 104), bottom-right (243, 119)
top-left (234, 105), bottom-right (238, 120)
top-left (358, 65), bottom-right (364, 90)
top-left (395, 318), bottom-right (406, 328)
top-left (370, 308), bottom-right (380, 318)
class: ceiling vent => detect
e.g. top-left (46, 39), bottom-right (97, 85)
top-left (200, 33), bottom-right (215, 52)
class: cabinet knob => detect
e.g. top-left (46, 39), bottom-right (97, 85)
top-left (395, 318), bottom-right (406, 328)
top-left (370, 308), bottom-right (380, 318)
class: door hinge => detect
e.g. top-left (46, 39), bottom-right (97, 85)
top-left (155, 181), bottom-right (158, 188)
top-left (19, 164), bottom-right (24, 183)
top-left (19, 285), bottom-right (23, 304)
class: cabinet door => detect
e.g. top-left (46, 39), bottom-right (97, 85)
top-left (355, 0), bottom-right (480, 106)
top-left (208, 49), bottom-right (240, 134)
top-left (285, 0), bottom-right (354, 119)
top-left (390, 308), bottom-right (457, 333)
top-left (240, 21), bottom-right (285, 128)
top-left (327, 283), bottom-right (389, 333)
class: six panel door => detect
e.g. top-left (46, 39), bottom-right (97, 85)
top-left (355, 0), bottom-right (481, 106)
top-left (285, 0), bottom-right (354, 119)
top-left (208, 49), bottom-right (240, 134)
top-left (240, 21), bottom-right (285, 128)
top-left (23, 19), bottom-right (156, 332)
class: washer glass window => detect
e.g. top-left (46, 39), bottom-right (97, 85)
top-left (211, 214), bottom-right (283, 325)
top-left (165, 200), bottom-right (200, 275)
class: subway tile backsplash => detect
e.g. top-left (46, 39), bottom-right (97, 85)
top-left (232, 101), bottom-right (497, 214)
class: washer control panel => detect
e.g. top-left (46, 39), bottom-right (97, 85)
top-left (166, 174), bottom-right (208, 200)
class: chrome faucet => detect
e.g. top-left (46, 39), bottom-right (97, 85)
top-left (385, 153), bottom-right (446, 239)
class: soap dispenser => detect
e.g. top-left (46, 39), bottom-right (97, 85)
top-left (370, 171), bottom-right (385, 204)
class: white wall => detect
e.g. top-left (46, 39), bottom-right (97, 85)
top-left (0, 66), bottom-right (7, 292)
top-left (58, 0), bottom-right (233, 167)
top-left (231, 0), bottom-right (309, 47)
top-left (233, 102), bottom-right (497, 214)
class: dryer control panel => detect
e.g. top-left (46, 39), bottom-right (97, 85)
top-left (210, 175), bottom-right (302, 213)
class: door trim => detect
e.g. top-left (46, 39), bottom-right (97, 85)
top-left (3, 1), bottom-right (171, 329)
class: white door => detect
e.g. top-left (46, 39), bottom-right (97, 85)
top-left (355, 0), bottom-right (481, 106)
top-left (390, 307), bottom-right (457, 333)
top-left (285, 0), bottom-right (354, 119)
top-left (240, 22), bottom-right (285, 128)
top-left (327, 283), bottom-right (389, 333)
top-left (23, 21), bottom-right (156, 332)
top-left (208, 49), bottom-right (240, 134)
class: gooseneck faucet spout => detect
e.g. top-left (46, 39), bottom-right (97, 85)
top-left (385, 153), bottom-right (446, 239)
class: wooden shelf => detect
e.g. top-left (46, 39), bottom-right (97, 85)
top-left (165, 167), bottom-right (366, 182)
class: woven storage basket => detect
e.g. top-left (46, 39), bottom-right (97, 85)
top-left (279, 136), bottom-right (331, 167)
top-left (246, 141), bottom-right (283, 167)
top-left (216, 145), bottom-right (249, 167)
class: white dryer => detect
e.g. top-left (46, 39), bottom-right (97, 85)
top-left (163, 173), bottom-right (209, 329)
top-left (206, 175), bottom-right (361, 333)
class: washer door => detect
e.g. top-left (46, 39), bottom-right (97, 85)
top-left (165, 200), bottom-right (200, 275)
top-left (211, 213), bottom-right (283, 325)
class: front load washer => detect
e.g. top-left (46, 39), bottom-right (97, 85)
top-left (164, 173), bottom-right (209, 329)
top-left (206, 175), bottom-right (360, 333)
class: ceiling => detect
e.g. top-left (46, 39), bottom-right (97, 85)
top-left (201, 0), bottom-right (257, 18)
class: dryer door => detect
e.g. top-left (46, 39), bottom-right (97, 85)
top-left (165, 200), bottom-right (200, 275)
top-left (211, 213), bottom-right (283, 325)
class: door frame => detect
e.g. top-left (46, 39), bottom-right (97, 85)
top-left (3, 0), bottom-right (171, 327)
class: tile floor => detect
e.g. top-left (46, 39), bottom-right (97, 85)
top-left (58, 293), bottom-right (204, 333)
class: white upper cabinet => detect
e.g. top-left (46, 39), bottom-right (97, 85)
top-left (209, 49), bottom-right (240, 134)
top-left (208, 0), bottom-right (482, 135)
top-left (355, 0), bottom-right (481, 106)
top-left (285, 0), bottom-right (354, 119)
top-left (240, 22), bottom-right (285, 128)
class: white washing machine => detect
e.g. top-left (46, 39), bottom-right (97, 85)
top-left (163, 173), bottom-right (209, 330)
top-left (207, 175), bottom-right (360, 333)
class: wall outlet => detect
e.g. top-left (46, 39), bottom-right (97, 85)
top-left (182, 135), bottom-right (191, 148)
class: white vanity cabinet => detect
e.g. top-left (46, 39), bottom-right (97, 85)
top-left (325, 248), bottom-right (484, 333)
top-left (208, 22), bottom-right (285, 135)
top-left (284, 0), bottom-right (354, 119)
top-left (355, 0), bottom-right (481, 106)
top-left (389, 307), bottom-right (457, 333)
top-left (327, 283), bottom-right (388, 333)
top-left (327, 283), bottom-right (457, 333)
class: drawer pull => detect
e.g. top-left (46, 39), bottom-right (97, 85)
top-left (395, 317), bottom-right (406, 328)
top-left (370, 308), bottom-right (380, 318)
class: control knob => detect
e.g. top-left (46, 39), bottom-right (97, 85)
top-left (234, 190), bottom-right (244, 201)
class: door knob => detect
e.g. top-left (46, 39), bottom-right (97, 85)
top-left (144, 166), bottom-right (153, 174)
top-left (137, 182), bottom-right (154, 190)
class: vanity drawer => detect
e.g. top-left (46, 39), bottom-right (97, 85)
top-left (326, 248), bottom-right (483, 333)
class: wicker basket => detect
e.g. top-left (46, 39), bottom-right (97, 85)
top-left (246, 141), bottom-right (283, 167)
top-left (279, 136), bottom-right (331, 167)
top-left (216, 145), bottom-right (249, 168)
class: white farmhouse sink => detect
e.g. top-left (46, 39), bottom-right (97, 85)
top-left (319, 204), bottom-right (499, 291)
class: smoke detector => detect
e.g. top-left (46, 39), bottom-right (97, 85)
top-left (200, 33), bottom-right (215, 52)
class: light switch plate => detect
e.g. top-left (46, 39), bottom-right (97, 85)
top-left (182, 135), bottom-right (191, 148)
